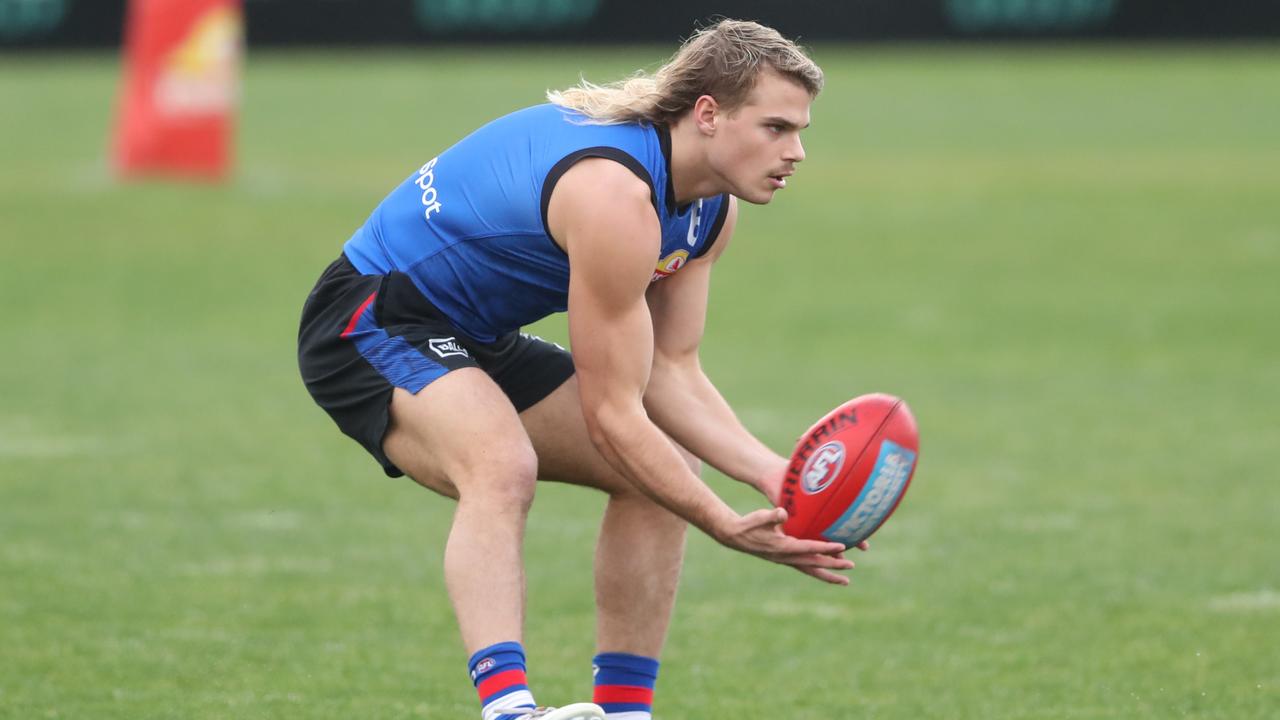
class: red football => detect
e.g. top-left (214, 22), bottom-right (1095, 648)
top-left (779, 394), bottom-right (919, 548)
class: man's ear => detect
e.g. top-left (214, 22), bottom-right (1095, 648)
top-left (692, 94), bottom-right (719, 136)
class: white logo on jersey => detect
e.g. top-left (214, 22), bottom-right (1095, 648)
top-left (428, 337), bottom-right (468, 359)
top-left (416, 157), bottom-right (442, 221)
top-left (685, 198), bottom-right (704, 247)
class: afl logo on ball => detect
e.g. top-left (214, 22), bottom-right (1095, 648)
top-left (801, 441), bottom-right (845, 494)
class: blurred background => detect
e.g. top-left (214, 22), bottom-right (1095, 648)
top-left (4, 0), bottom-right (1280, 47)
top-left (3, 2), bottom-right (1278, 719)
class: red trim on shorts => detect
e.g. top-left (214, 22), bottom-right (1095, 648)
top-left (340, 291), bottom-right (377, 338)
top-left (593, 685), bottom-right (654, 705)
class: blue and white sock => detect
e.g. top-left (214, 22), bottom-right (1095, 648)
top-left (469, 641), bottom-right (537, 720)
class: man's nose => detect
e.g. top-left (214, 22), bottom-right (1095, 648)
top-left (785, 135), bottom-right (806, 163)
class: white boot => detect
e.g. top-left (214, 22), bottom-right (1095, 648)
top-left (510, 704), bottom-right (606, 720)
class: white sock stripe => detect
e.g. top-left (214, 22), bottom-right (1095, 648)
top-left (604, 712), bottom-right (651, 720)
top-left (482, 690), bottom-right (536, 720)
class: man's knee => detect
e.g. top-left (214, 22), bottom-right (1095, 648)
top-left (384, 374), bottom-right (541, 507)
top-left (456, 439), bottom-right (539, 512)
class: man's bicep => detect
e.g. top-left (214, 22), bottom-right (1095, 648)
top-left (554, 159), bottom-right (663, 409)
top-left (567, 234), bottom-right (655, 397)
top-left (569, 275), bottom-right (657, 412)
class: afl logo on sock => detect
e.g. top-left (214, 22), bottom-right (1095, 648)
top-left (801, 441), bottom-right (845, 494)
top-left (476, 657), bottom-right (496, 675)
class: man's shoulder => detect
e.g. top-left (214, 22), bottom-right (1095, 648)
top-left (546, 157), bottom-right (660, 257)
top-left (559, 157), bottom-right (654, 204)
top-left (550, 159), bottom-right (655, 238)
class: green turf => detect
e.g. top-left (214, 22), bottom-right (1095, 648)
top-left (2, 45), bottom-right (1278, 719)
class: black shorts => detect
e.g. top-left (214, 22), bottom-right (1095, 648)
top-left (297, 254), bottom-right (575, 477)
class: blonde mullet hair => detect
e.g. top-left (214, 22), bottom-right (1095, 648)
top-left (546, 19), bottom-right (823, 126)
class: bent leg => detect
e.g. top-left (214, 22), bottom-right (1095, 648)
top-left (383, 368), bottom-right (539, 656)
top-left (520, 376), bottom-right (692, 658)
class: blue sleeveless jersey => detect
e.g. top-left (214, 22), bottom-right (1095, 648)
top-left (343, 103), bottom-right (730, 343)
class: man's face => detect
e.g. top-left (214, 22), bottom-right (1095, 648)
top-left (708, 69), bottom-right (812, 205)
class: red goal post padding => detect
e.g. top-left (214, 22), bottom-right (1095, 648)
top-left (113, 0), bottom-right (243, 181)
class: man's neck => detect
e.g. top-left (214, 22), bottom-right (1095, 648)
top-left (667, 118), bottom-right (721, 206)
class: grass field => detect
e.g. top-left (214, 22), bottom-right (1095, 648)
top-left (2, 45), bottom-right (1279, 719)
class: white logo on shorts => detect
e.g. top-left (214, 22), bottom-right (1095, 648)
top-left (429, 337), bottom-right (469, 359)
top-left (520, 332), bottom-right (566, 351)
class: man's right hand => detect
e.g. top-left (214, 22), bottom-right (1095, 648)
top-left (714, 507), bottom-right (856, 585)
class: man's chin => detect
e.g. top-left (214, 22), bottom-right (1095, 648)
top-left (730, 187), bottom-right (776, 206)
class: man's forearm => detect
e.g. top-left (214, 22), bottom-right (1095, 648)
top-left (585, 399), bottom-right (739, 538)
top-left (644, 361), bottom-right (786, 493)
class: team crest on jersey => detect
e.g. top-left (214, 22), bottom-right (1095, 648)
top-left (651, 249), bottom-right (690, 282)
